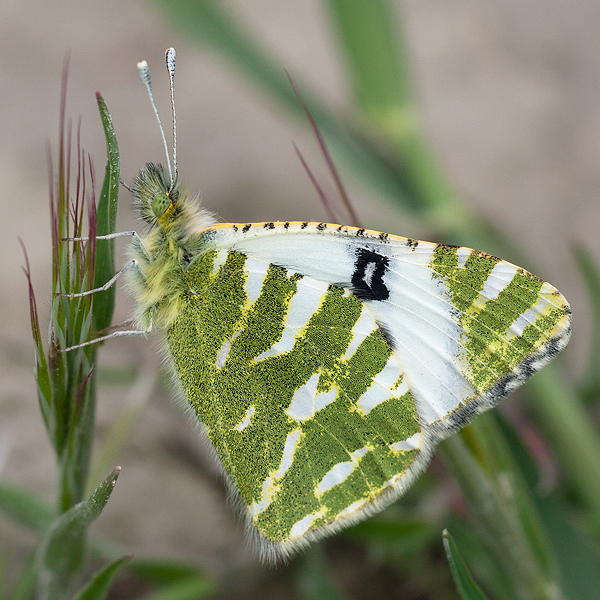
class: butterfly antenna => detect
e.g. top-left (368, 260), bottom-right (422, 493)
top-left (137, 57), bottom-right (173, 185)
top-left (165, 48), bottom-right (177, 181)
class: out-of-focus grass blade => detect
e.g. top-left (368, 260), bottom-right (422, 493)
top-left (441, 418), bottom-right (562, 600)
top-left (573, 245), bottom-right (600, 401)
top-left (537, 498), bottom-right (600, 600)
top-left (344, 514), bottom-right (438, 557)
top-left (345, 516), bottom-right (434, 544)
top-left (126, 559), bottom-right (216, 600)
top-left (152, 0), bottom-right (478, 233)
top-left (127, 559), bottom-right (212, 587)
top-left (92, 92), bottom-right (119, 334)
top-left (296, 546), bottom-right (349, 600)
top-left (442, 530), bottom-right (489, 600)
top-left (324, 0), bottom-right (411, 121)
top-left (36, 468), bottom-right (120, 599)
top-left (323, 0), bottom-right (499, 252)
top-left (526, 366), bottom-right (600, 533)
top-left (7, 551), bottom-right (37, 600)
top-left (142, 577), bottom-right (216, 600)
top-left (496, 414), bottom-right (600, 600)
top-left (72, 555), bottom-right (132, 600)
top-left (445, 517), bottom-right (514, 600)
top-left (86, 369), bottom-right (156, 496)
top-left (0, 481), bottom-right (54, 533)
top-left (465, 414), bottom-right (556, 578)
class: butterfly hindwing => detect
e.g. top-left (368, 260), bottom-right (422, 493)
top-left (166, 246), bottom-right (427, 557)
top-left (164, 222), bottom-right (570, 559)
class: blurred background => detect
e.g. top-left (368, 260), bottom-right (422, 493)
top-left (0, 0), bottom-right (598, 598)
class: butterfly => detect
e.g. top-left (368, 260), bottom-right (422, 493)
top-left (70, 49), bottom-right (571, 563)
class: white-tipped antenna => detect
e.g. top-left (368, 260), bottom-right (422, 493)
top-left (165, 48), bottom-right (177, 180)
top-left (137, 57), bottom-right (173, 184)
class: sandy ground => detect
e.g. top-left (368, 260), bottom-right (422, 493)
top-left (0, 0), bottom-right (597, 586)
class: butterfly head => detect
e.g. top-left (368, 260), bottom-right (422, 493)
top-left (132, 162), bottom-right (180, 227)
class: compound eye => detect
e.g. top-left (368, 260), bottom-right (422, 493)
top-left (152, 193), bottom-right (171, 219)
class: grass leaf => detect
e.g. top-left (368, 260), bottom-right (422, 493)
top-left (72, 555), bottom-right (132, 600)
top-left (36, 468), bottom-right (120, 600)
top-left (0, 481), bottom-right (54, 533)
top-left (92, 92), bottom-right (120, 334)
top-left (443, 530), bottom-right (489, 600)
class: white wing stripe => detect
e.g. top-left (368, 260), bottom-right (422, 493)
top-left (255, 277), bottom-right (329, 361)
top-left (244, 256), bottom-right (270, 304)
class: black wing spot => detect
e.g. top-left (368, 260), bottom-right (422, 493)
top-left (407, 239), bottom-right (418, 249)
top-left (264, 222), bottom-right (275, 229)
top-left (351, 248), bottom-right (390, 301)
top-left (301, 222), bottom-right (309, 229)
top-left (317, 223), bottom-right (326, 231)
top-left (242, 224), bottom-right (252, 233)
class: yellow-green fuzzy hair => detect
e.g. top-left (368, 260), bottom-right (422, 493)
top-left (127, 162), bottom-right (215, 331)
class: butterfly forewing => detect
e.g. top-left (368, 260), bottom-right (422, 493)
top-left (164, 222), bottom-right (570, 558)
top-left (199, 223), bottom-right (570, 424)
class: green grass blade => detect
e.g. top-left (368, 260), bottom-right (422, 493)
top-left (0, 481), bottom-right (54, 533)
top-left (325, 0), bottom-right (412, 120)
top-left (296, 546), bottom-right (350, 600)
top-left (152, 0), bottom-right (494, 245)
top-left (526, 367), bottom-right (600, 534)
top-left (495, 414), bottom-right (600, 600)
top-left (443, 530), bottom-right (489, 600)
top-left (537, 498), bottom-right (600, 600)
top-left (7, 551), bottom-right (37, 600)
top-left (72, 555), bottom-right (132, 600)
top-left (126, 559), bottom-right (216, 600)
top-left (142, 577), bottom-right (216, 600)
top-left (36, 468), bottom-right (120, 600)
top-left (441, 418), bottom-right (562, 600)
top-left (467, 415), bottom-right (556, 577)
top-left (154, 0), bottom-right (300, 111)
top-left (92, 92), bottom-right (119, 334)
top-left (345, 516), bottom-right (435, 544)
top-left (573, 245), bottom-right (600, 401)
top-left (126, 559), bottom-right (208, 585)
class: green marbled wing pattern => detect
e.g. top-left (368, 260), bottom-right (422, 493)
top-left (166, 249), bottom-right (423, 557)
top-left (431, 245), bottom-right (568, 392)
top-left (163, 223), bottom-right (570, 561)
top-left (199, 223), bottom-right (571, 431)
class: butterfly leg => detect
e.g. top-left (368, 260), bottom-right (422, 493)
top-left (57, 326), bottom-right (151, 352)
top-left (63, 230), bottom-right (151, 254)
top-left (56, 260), bottom-right (138, 298)
top-left (63, 231), bottom-right (137, 242)
top-left (57, 255), bottom-right (152, 352)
